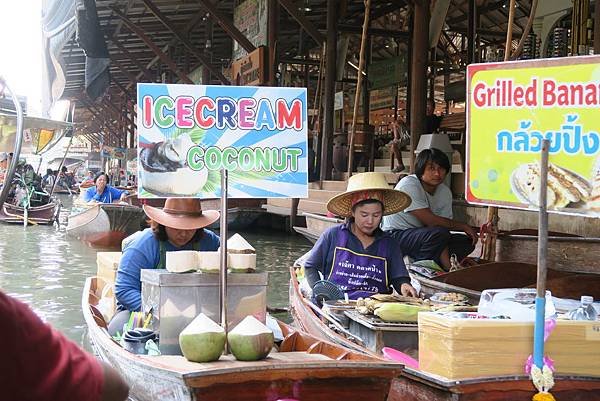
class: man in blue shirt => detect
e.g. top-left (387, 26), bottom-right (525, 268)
top-left (304, 172), bottom-right (417, 300)
top-left (109, 198), bottom-right (220, 335)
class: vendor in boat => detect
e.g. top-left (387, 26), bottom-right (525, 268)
top-left (109, 198), bottom-right (220, 335)
top-left (84, 171), bottom-right (128, 203)
top-left (303, 172), bottom-right (418, 300)
top-left (381, 148), bottom-right (478, 270)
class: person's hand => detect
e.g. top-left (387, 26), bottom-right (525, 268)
top-left (462, 224), bottom-right (479, 245)
top-left (400, 283), bottom-right (418, 297)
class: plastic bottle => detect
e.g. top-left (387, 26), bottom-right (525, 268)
top-left (566, 296), bottom-right (597, 321)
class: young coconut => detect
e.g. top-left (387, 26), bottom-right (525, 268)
top-left (227, 234), bottom-right (256, 273)
top-left (198, 250), bottom-right (221, 273)
top-left (179, 313), bottom-right (225, 362)
top-left (227, 315), bottom-right (274, 361)
top-left (166, 250), bottom-right (199, 273)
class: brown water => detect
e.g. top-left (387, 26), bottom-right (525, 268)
top-left (0, 194), bottom-right (312, 344)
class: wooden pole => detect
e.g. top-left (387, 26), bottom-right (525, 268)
top-left (595, 0), bottom-right (600, 54)
top-left (347, 0), bottom-right (371, 176)
top-left (219, 169), bottom-right (229, 352)
top-left (319, 0), bottom-right (337, 181)
top-left (408, 0), bottom-right (430, 172)
top-left (533, 139), bottom-right (550, 369)
top-left (483, 0), bottom-right (516, 261)
top-left (510, 0), bottom-right (539, 59)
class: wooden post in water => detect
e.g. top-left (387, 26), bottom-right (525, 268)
top-left (220, 168), bottom-right (229, 352)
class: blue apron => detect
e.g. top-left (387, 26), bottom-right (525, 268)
top-left (327, 226), bottom-right (390, 299)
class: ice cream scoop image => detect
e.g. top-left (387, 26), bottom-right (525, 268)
top-left (140, 133), bottom-right (208, 196)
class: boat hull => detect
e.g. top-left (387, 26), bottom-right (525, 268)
top-left (83, 277), bottom-right (400, 401)
top-left (289, 267), bottom-right (600, 401)
top-left (0, 200), bottom-right (60, 225)
top-left (473, 230), bottom-right (600, 274)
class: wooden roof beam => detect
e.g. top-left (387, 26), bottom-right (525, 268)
top-left (138, 0), bottom-right (230, 84)
top-left (196, 0), bottom-right (256, 53)
top-left (277, 0), bottom-right (325, 45)
top-left (102, 96), bottom-right (135, 128)
top-left (447, 0), bottom-right (507, 25)
top-left (110, 5), bottom-right (194, 84)
top-left (110, 56), bottom-right (145, 87)
top-left (126, 10), bottom-right (206, 87)
top-left (109, 35), bottom-right (156, 82)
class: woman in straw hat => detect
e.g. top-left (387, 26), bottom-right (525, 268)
top-left (303, 172), bottom-right (418, 299)
top-left (109, 198), bottom-right (220, 335)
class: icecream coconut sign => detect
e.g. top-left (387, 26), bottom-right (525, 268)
top-left (466, 55), bottom-right (600, 217)
top-left (137, 84), bottom-right (308, 198)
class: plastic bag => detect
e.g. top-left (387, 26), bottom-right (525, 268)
top-left (478, 288), bottom-right (556, 321)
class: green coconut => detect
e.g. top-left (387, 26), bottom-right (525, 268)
top-left (227, 316), bottom-right (274, 361)
top-left (179, 313), bottom-right (225, 362)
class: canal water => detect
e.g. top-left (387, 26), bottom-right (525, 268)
top-left (0, 194), bottom-right (312, 345)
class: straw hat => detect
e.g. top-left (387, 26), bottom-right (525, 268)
top-left (326, 172), bottom-right (411, 218)
top-left (143, 198), bottom-right (220, 230)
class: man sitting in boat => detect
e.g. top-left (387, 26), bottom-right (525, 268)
top-left (109, 198), bottom-right (220, 335)
top-left (303, 172), bottom-right (418, 300)
top-left (381, 148), bottom-right (478, 270)
top-left (84, 171), bottom-right (128, 203)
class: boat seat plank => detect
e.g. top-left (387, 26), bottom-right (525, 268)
top-left (138, 351), bottom-right (334, 374)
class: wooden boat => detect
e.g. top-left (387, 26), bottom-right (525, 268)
top-left (413, 261), bottom-right (600, 305)
top-left (473, 229), bottom-right (600, 274)
top-left (83, 276), bottom-right (402, 401)
top-left (67, 204), bottom-right (144, 249)
top-left (0, 198), bottom-right (61, 225)
top-left (289, 267), bottom-right (600, 401)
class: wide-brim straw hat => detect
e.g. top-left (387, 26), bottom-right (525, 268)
top-left (326, 172), bottom-right (411, 218)
top-left (143, 198), bottom-right (220, 230)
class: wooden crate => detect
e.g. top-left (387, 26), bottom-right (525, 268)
top-left (419, 312), bottom-right (600, 380)
top-left (97, 252), bottom-right (122, 287)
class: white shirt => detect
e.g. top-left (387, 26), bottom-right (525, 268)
top-left (382, 174), bottom-right (453, 231)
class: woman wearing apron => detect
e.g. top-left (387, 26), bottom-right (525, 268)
top-left (108, 198), bottom-right (220, 335)
top-left (304, 172), bottom-right (417, 300)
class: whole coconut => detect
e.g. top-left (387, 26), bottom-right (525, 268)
top-left (227, 316), bottom-right (274, 361)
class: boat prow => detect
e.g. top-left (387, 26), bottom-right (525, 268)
top-left (67, 204), bottom-right (144, 249)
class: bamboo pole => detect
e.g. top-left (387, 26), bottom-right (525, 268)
top-left (347, 0), bottom-right (371, 176)
top-left (483, 0), bottom-right (516, 261)
top-left (510, 0), bottom-right (539, 60)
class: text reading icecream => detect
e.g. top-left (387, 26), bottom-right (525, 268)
top-left (137, 84), bottom-right (308, 199)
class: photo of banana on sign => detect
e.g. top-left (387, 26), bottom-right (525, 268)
top-left (137, 83), bottom-right (308, 198)
top-left (466, 56), bottom-right (600, 217)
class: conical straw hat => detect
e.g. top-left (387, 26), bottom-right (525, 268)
top-left (326, 172), bottom-right (411, 218)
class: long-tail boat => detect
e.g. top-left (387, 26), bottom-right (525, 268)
top-left (289, 267), bottom-right (600, 401)
top-left (67, 203), bottom-right (144, 249)
top-left (83, 276), bottom-right (401, 401)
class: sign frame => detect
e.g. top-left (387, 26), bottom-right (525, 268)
top-left (466, 55), bottom-right (600, 218)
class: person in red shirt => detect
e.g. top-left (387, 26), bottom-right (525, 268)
top-left (0, 290), bottom-right (129, 401)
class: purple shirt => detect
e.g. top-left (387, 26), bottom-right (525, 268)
top-left (304, 222), bottom-right (410, 290)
